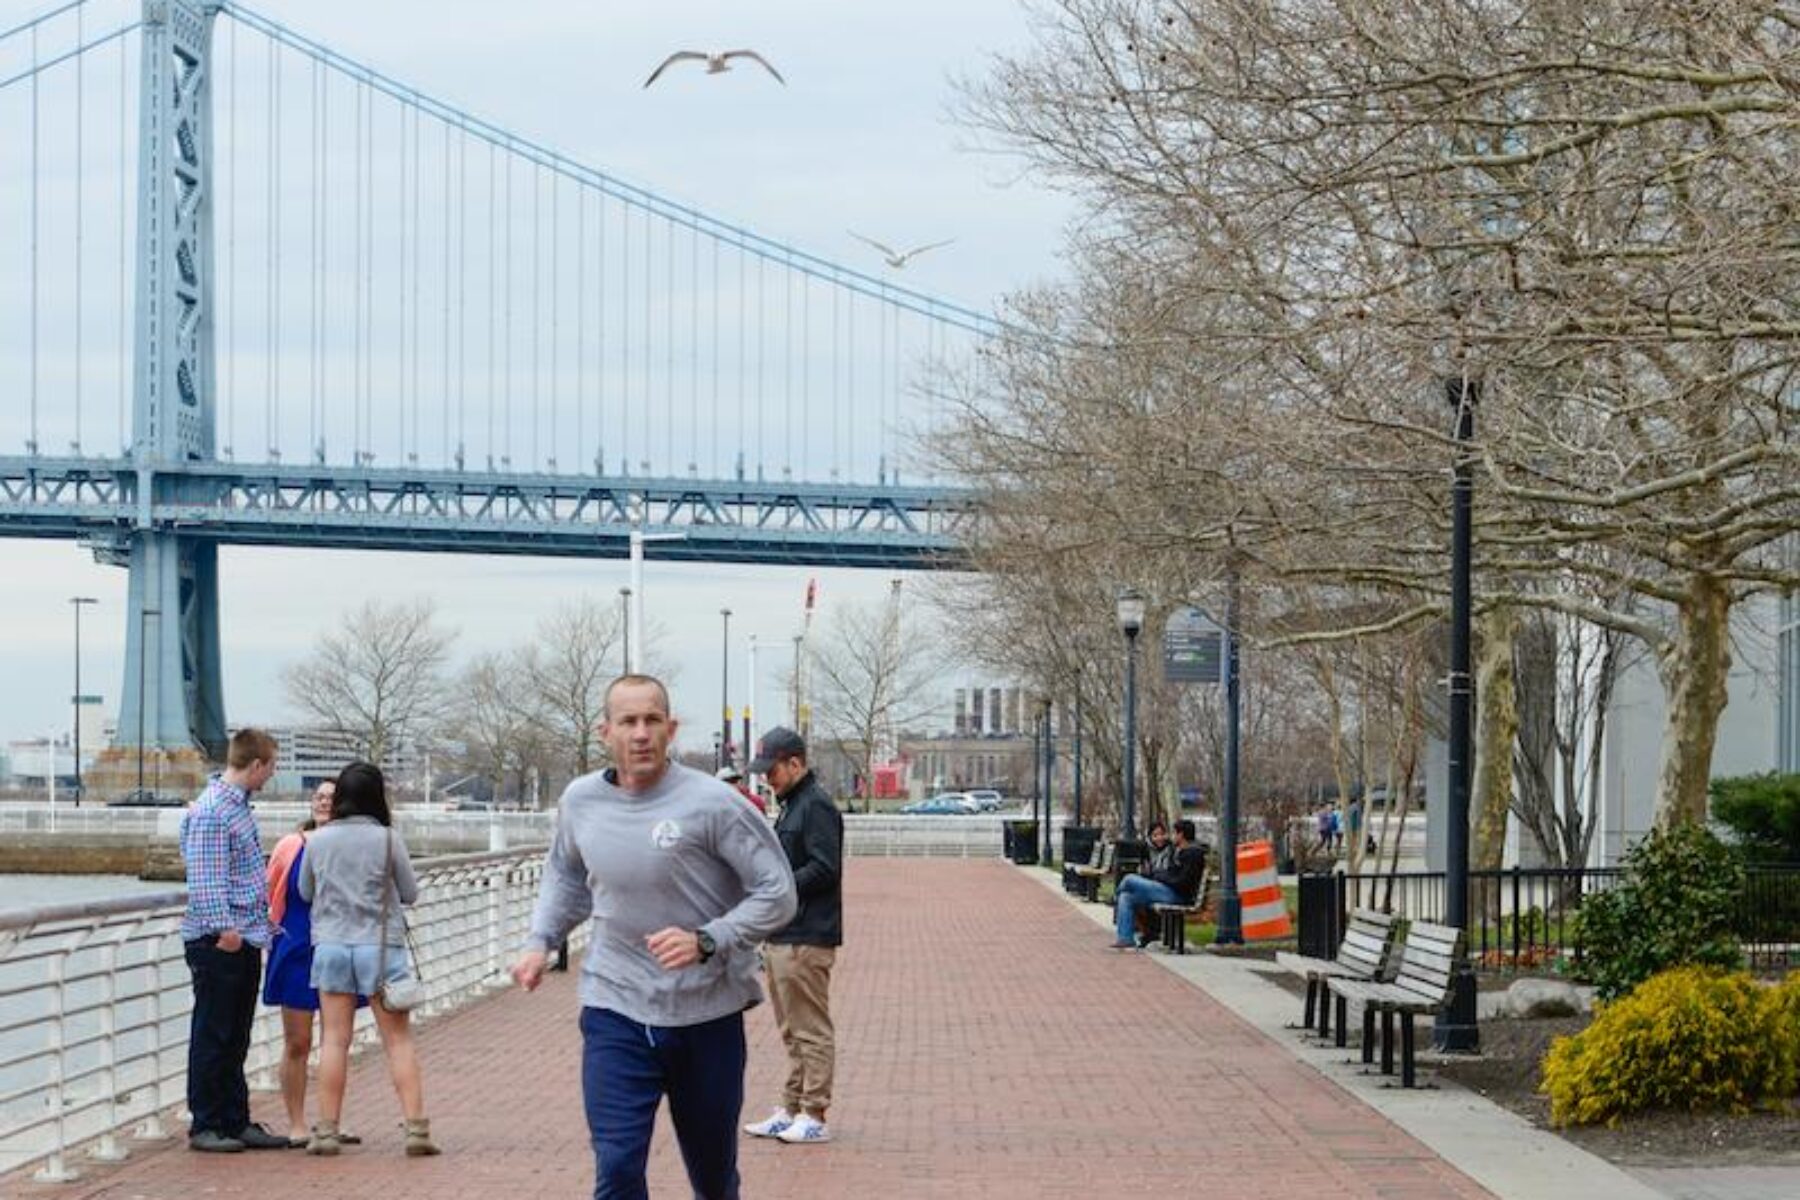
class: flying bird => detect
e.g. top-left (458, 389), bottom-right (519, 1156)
top-left (643, 50), bottom-right (786, 88)
top-left (847, 231), bottom-right (957, 270)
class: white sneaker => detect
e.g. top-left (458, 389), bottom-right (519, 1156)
top-left (743, 1108), bottom-right (794, 1138)
top-left (776, 1114), bottom-right (832, 1144)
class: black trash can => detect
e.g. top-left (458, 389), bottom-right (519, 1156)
top-left (1008, 820), bottom-right (1040, 865)
top-left (1297, 873), bottom-right (1343, 959)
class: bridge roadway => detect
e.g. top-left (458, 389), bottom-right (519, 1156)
top-left (15, 859), bottom-right (1486, 1199)
top-left (0, 456), bottom-right (974, 568)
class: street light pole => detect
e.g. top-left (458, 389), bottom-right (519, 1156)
top-left (1042, 698), bottom-right (1055, 866)
top-left (136, 606), bottom-right (161, 797)
top-left (1116, 588), bottom-right (1146, 842)
top-left (719, 608), bottom-right (733, 770)
top-left (1216, 564), bottom-right (1245, 945)
top-left (70, 597), bottom-right (98, 807)
top-left (1436, 375), bottom-right (1481, 1053)
top-left (1072, 683), bottom-right (1083, 826)
top-left (619, 587), bottom-right (633, 672)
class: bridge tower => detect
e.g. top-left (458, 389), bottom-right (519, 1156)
top-left (99, 0), bottom-right (227, 790)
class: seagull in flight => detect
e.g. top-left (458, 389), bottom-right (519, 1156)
top-left (643, 50), bottom-right (786, 88)
top-left (848, 231), bottom-right (957, 269)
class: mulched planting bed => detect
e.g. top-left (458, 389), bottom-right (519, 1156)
top-left (1436, 1013), bottom-right (1800, 1166)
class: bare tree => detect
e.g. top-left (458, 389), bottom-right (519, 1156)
top-left (806, 582), bottom-right (947, 810)
top-left (957, 0), bottom-right (1800, 827)
top-left (283, 599), bottom-right (455, 764)
top-left (447, 649), bottom-right (549, 806)
top-left (524, 597), bottom-right (625, 781)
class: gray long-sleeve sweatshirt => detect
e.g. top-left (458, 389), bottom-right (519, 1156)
top-left (525, 761), bottom-right (798, 1027)
top-left (297, 816), bottom-right (420, 946)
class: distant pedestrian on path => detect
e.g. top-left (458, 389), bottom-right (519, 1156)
top-left (298, 762), bottom-right (440, 1157)
top-left (511, 674), bottom-right (797, 1200)
top-left (716, 764), bottom-right (768, 816)
top-left (743, 727), bottom-right (843, 1146)
top-left (1110, 819), bottom-right (1207, 950)
top-left (262, 781), bottom-right (366, 1148)
top-left (179, 727), bottom-right (291, 1152)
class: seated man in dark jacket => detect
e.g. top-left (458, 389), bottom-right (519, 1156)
top-left (1111, 819), bottom-right (1207, 949)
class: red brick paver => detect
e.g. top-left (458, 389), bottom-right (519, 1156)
top-left (13, 861), bottom-right (1489, 1199)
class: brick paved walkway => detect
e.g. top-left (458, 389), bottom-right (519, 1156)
top-left (16, 861), bottom-right (1489, 1199)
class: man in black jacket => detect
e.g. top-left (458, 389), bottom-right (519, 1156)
top-left (742, 727), bottom-right (844, 1145)
top-left (1111, 819), bottom-right (1207, 949)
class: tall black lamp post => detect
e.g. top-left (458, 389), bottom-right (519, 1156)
top-left (1116, 587), bottom-right (1146, 840)
top-left (719, 607), bottom-right (733, 770)
top-left (1042, 698), bottom-right (1056, 866)
top-left (1071, 685), bottom-right (1083, 826)
top-left (1435, 375), bottom-right (1481, 1053)
top-left (70, 597), bottom-right (97, 806)
top-left (1215, 566), bottom-right (1245, 944)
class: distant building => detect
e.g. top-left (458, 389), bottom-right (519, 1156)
top-left (261, 726), bottom-right (425, 794)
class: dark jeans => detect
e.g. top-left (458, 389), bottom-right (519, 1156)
top-left (184, 937), bottom-right (262, 1137)
top-left (581, 1006), bottom-right (745, 1200)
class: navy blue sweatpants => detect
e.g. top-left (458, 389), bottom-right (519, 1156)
top-left (581, 1006), bottom-right (746, 1200)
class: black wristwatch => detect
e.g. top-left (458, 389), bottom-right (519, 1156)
top-left (694, 929), bottom-right (717, 963)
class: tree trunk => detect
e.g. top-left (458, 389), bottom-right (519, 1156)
top-left (1471, 607), bottom-right (1519, 923)
top-left (1654, 575), bottom-right (1733, 828)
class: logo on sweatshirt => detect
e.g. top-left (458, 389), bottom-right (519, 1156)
top-left (651, 819), bottom-right (684, 850)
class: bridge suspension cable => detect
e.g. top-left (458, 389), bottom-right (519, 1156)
top-left (2, 0), bottom-right (1006, 492)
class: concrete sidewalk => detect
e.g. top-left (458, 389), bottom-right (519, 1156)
top-left (17, 859), bottom-right (1500, 1199)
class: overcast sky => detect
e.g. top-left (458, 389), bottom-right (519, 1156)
top-left (0, 0), bottom-right (1071, 749)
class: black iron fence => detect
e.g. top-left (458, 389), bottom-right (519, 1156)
top-left (1306, 865), bottom-right (1800, 973)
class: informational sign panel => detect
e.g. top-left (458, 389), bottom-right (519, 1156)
top-left (1163, 606), bottom-right (1225, 685)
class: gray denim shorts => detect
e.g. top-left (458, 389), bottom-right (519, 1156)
top-left (310, 942), bottom-right (411, 996)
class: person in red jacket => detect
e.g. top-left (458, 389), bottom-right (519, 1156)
top-left (716, 765), bottom-right (768, 815)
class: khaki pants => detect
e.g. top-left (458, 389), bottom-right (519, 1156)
top-left (764, 943), bottom-right (837, 1117)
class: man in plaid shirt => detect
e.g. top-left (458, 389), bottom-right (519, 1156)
top-left (179, 728), bottom-right (289, 1152)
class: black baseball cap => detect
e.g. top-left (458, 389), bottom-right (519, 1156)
top-left (748, 727), bottom-right (806, 774)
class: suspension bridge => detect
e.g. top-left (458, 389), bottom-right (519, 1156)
top-left (0, 0), bottom-right (993, 768)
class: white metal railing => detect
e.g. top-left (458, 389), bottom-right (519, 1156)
top-left (0, 803), bottom-right (558, 849)
top-left (0, 847), bottom-right (572, 1183)
top-left (842, 814), bottom-right (1066, 857)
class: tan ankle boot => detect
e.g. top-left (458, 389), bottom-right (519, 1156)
top-left (403, 1117), bottom-right (441, 1157)
top-left (305, 1121), bottom-right (341, 1156)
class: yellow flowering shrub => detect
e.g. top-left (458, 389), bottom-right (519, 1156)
top-left (1540, 966), bottom-right (1796, 1127)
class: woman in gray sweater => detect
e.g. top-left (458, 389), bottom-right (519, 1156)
top-left (296, 762), bottom-right (439, 1157)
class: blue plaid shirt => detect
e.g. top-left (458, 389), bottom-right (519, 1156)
top-left (179, 776), bottom-right (271, 947)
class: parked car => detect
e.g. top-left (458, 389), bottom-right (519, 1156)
top-left (966, 789), bottom-right (1005, 812)
top-left (107, 789), bottom-right (184, 807)
top-left (900, 793), bottom-right (980, 815)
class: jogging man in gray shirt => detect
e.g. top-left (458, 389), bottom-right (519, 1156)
top-left (511, 674), bottom-right (796, 1200)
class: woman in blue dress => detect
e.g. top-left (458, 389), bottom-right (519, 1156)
top-left (262, 781), bottom-right (364, 1146)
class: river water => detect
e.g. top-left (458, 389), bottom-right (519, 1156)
top-left (0, 874), bottom-right (174, 916)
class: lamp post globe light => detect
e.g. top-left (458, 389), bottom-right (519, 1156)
top-left (1115, 587), bottom-right (1147, 841)
top-left (69, 597), bottom-right (98, 807)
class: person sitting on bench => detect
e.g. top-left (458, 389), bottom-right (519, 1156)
top-left (1110, 820), bottom-right (1206, 949)
top-left (1142, 821), bottom-right (1173, 877)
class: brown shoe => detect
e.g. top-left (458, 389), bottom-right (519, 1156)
top-left (403, 1117), bottom-right (441, 1157)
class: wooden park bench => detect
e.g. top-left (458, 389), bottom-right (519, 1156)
top-left (1325, 919), bottom-right (1465, 1088)
top-left (1068, 840), bottom-right (1113, 903)
top-left (1273, 908), bottom-right (1400, 1042)
top-left (1149, 859), bottom-right (1214, 955)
